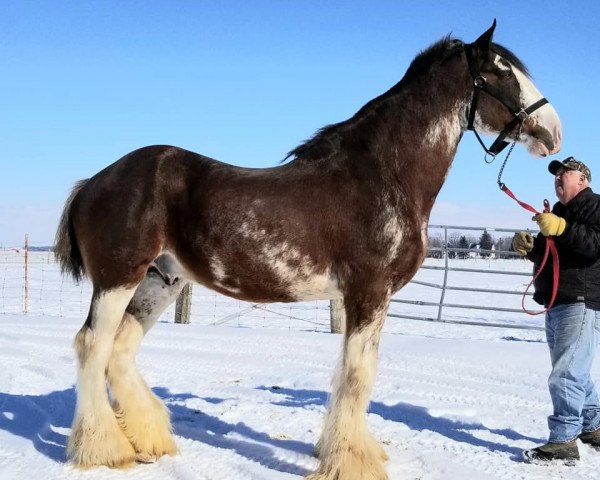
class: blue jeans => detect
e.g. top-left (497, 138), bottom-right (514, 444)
top-left (546, 302), bottom-right (600, 443)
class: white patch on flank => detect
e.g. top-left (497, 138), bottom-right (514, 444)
top-left (422, 101), bottom-right (467, 154)
top-left (239, 221), bottom-right (256, 240)
top-left (209, 255), bottom-right (226, 282)
top-left (262, 241), bottom-right (341, 300)
top-left (237, 216), bottom-right (341, 300)
top-left (208, 255), bottom-right (241, 295)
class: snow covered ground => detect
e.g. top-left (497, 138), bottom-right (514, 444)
top-left (1, 254), bottom-right (600, 479)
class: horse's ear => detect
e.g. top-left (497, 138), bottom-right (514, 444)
top-left (472, 19), bottom-right (496, 51)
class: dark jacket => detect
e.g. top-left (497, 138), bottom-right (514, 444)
top-left (527, 187), bottom-right (600, 309)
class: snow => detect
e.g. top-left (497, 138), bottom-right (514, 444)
top-left (1, 254), bottom-right (600, 479)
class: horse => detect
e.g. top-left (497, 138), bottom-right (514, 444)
top-left (54, 21), bottom-right (561, 480)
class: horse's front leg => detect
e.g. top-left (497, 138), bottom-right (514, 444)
top-left (309, 289), bottom-right (391, 480)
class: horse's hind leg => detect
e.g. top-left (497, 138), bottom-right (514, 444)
top-left (308, 288), bottom-right (391, 480)
top-left (68, 286), bottom-right (139, 468)
top-left (107, 255), bottom-right (188, 462)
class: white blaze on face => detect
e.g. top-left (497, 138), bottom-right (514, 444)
top-left (495, 55), bottom-right (562, 156)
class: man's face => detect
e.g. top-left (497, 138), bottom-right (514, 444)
top-left (555, 168), bottom-right (586, 204)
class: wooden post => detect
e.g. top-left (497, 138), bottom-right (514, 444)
top-left (175, 283), bottom-right (192, 324)
top-left (23, 234), bottom-right (29, 314)
top-left (329, 298), bottom-right (345, 334)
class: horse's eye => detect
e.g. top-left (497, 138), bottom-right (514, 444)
top-left (499, 70), bottom-right (513, 79)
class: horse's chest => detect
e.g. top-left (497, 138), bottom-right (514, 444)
top-left (382, 216), bottom-right (429, 289)
top-left (378, 209), bottom-right (428, 257)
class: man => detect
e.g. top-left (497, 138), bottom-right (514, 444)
top-left (513, 157), bottom-right (600, 463)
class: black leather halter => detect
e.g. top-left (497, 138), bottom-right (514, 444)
top-left (464, 43), bottom-right (549, 157)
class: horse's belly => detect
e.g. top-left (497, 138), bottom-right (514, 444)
top-left (202, 246), bottom-right (342, 303)
top-left (284, 272), bottom-right (342, 301)
top-left (213, 265), bottom-right (342, 302)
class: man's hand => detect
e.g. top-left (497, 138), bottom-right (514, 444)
top-left (513, 231), bottom-right (534, 256)
top-left (533, 213), bottom-right (567, 237)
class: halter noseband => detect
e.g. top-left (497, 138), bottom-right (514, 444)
top-left (463, 43), bottom-right (549, 158)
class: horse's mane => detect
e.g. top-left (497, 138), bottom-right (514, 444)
top-left (284, 36), bottom-right (529, 163)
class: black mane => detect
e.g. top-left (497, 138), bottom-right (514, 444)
top-left (285, 36), bottom-right (464, 162)
top-left (285, 36), bottom-right (529, 163)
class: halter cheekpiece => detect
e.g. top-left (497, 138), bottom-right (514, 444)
top-left (463, 43), bottom-right (549, 158)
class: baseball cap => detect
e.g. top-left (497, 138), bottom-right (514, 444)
top-left (548, 156), bottom-right (592, 182)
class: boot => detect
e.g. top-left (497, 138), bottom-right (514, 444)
top-left (579, 427), bottom-right (600, 448)
top-left (523, 440), bottom-right (579, 464)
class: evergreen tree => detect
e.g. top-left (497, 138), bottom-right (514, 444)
top-left (479, 229), bottom-right (494, 257)
top-left (457, 235), bottom-right (470, 259)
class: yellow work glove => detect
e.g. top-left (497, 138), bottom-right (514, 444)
top-left (513, 231), bottom-right (534, 256)
top-left (533, 213), bottom-right (566, 237)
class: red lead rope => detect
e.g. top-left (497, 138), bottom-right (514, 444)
top-left (499, 184), bottom-right (559, 315)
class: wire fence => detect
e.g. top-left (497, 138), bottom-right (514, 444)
top-left (0, 225), bottom-right (547, 333)
top-left (0, 249), bottom-right (332, 332)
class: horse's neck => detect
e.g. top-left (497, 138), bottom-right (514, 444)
top-left (369, 75), bottom-right (470, 215)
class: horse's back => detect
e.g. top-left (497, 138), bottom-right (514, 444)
top-left (67, 143), bottom-right (406, 300)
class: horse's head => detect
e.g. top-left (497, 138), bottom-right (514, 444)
top-left (465, 20), bottom-right (561, 157)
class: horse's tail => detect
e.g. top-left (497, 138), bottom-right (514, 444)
top-left (54, 179), bottom-right (88, 282)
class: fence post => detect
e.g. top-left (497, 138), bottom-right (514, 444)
top-left (175, 283), bottom-right (192, 324)
top-left (436, 226), bottom-right (449, 322)
top-left (23, 234), bottom-right (28, 314)
top-left (330, 298), bottom-right (345, 333)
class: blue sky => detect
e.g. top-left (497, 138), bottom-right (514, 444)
top-left (2, 1), bottom-right (599, 246)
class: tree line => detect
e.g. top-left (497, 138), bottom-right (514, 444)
top-left (427, 229), bottom-right (522, 259)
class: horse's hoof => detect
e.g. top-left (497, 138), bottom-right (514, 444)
top-left (135, 452), bottom-right (157, 463)
top-left (68, 416), bottom-right (137, 469)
